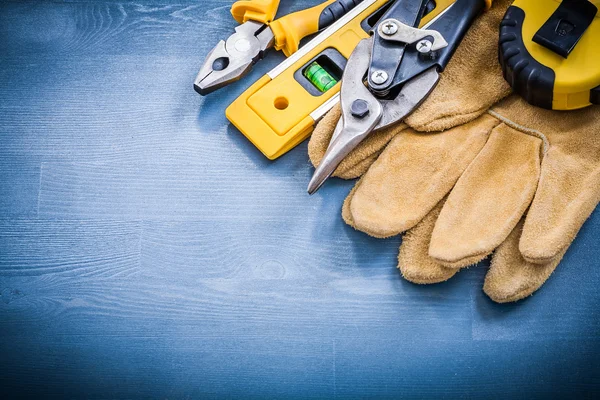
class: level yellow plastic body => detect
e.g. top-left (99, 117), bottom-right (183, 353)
top-left (514, 0), bottom-right (600, 110)
top-left (227, 0), bottom-right (454, 160)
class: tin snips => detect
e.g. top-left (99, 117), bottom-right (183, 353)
top-left (307, 0), bottom-right (492, 193)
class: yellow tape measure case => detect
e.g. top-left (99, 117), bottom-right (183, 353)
top-left (499, 0), bottom-right (600, 110)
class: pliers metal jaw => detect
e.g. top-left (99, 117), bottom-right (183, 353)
top-left (196, 0), bottom-right (365, 96)
top-left (194, 21), bottom-right (275, 95)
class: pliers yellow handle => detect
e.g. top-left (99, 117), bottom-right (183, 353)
top-left (231, 0), bottom-right (282, 24)
top-left (231, 0), bottom-right (343, 57)
top-left (270, 0), bottom-right (338, 56)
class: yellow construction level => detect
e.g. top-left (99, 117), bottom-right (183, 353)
top-left (226, 0), bottom-right (452, 160)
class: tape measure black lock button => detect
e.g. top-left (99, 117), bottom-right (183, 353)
top-left (499, 0), bottom-right (600, 110)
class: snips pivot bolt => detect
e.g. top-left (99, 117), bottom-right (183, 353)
top-left (416, 39), bottom-right (433, 54)
top-left (371, 70), bottom-right (389, 84)
top-left (381, 21), bottom-right (398, 36)
top-left (351, 99), bottom-right (370, 119)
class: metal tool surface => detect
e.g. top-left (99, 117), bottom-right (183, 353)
top-left (195, 0), bottom-right (364, 95)
top-left (226, 0), bottom-right (394, 160)
top-left (308, 0), bottom-right (489, 194)
top-left (226, 0), bottom-right (458, 160)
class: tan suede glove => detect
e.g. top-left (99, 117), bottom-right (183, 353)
top-left (344, 95), bottom-right (600, 302)
top-left (308, 0), bottom-right (512, 179)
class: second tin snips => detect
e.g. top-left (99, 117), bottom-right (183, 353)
top-left (307, 0), bottom-right (492, 194)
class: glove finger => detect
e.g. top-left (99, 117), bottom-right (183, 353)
top-left (308, 104), bottom-right (340, 170)
top-left (488, 96), bottom-right (600, 264)
top-left (336, 153), bottom-right (379, 180)
top-left (341, 182), bottom-right (359, 227)
top-left (405, 0), bottom-right (512, 132)
top-left (308, 104), bottom-right (405, 179)
top-left (484, 220), bottom-right (565, 303)
top-left (347, 183), bottom-right (492, 271)
top-left (398, 200), bottom-right (458, 284)
top-left (520, 147), bottom-right (600, 264)
top-left (430, 122), bottom-right (542, 265)
top-left (347, 114), bottom-right (499, 239)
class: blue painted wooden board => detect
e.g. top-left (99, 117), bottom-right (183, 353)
top-left (0, 1), bottom-right (599, 398)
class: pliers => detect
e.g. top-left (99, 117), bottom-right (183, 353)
top-left (307, 0), bottom-right (492, 193)
top-left (195, 0), bottom-right (364, 95)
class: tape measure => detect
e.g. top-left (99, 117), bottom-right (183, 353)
top-left (499, 0), bottom-right (600, 110)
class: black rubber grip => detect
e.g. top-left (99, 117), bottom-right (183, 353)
top-left (499, 6), bottom-right (555, 109)
top-left (591, 85), bottom-right (600, 106)
top-left (390, 0), bottom-right (487, 88)
top-left (422, 0), bottom-right (485, 70)
top-left (318, 0), bottom-right (363, 30)
top-left (533, 0), bottom-right (597, 59)
top-left (368, 0), bottom-right (430, 92)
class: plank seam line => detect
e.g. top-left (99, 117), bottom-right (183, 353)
top-left (36, 162), bottom-right (44, 217)
top-left (333, 338), bottom-right (336, 398)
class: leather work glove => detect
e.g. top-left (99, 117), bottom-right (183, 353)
top-left (308, 0), bottom-right (512, 179)
top-left (307, 0), bottom-right (600, 302)
top-left (344, 95), bottom-right (600, 303)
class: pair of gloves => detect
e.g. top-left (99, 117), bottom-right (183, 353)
top-left (308, 0), bottom-right (600, 303)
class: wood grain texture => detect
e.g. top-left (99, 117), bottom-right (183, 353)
top-left (0, 0), bottom-right (599, 398)
top-left (0, 157), bottom-right (40, 217)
